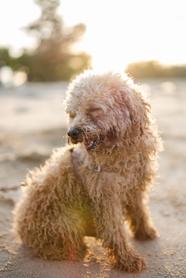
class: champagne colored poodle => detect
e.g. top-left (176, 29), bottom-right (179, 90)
top-left (14, 70), bottom-right (162, 272)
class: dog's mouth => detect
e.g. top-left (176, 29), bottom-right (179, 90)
top-left (67, 128), bottom-right (101, 151)
top-left (84, 140), bottom-right (99, 151)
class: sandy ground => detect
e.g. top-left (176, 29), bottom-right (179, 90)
top-left (0, 78), bottom-right (186, 278)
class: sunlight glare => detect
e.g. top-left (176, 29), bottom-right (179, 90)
top-left (62, 0), bottom-right (186, 71)
top-left (0, 66), bottom-right (13, 88)
top-left (13, 72), bottom-right (27, 87)
top-left (0, 0), bottom-right (186, 70)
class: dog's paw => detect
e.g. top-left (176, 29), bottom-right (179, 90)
top-left (134, 225), bottom-right (158, 240)
top-left (115, 253), bottom-right (146, 273)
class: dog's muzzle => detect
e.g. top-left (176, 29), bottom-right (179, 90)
top-left (67, 128), bottom-right (99, 151)
top-left (67, 128), bottom-right (82, 141)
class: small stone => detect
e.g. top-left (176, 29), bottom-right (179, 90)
top-left (162, 210), bottom-right (170, 216)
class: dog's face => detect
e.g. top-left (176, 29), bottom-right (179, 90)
top-left (65, 71), bottom-right (146, 151)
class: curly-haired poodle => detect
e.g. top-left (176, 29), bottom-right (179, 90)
top-left (14, 70), bottom-right (162, 272)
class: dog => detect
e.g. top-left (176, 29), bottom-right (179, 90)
top-left (14, 70), bottom-right (162, 272)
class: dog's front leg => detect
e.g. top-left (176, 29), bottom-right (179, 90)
top-left (125, 191), bottom-right (158, 240)
top-left (90, 173), bottom-right (146, 273)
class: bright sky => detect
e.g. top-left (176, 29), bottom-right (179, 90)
top-left (0, 0), bottom-right (186, 70)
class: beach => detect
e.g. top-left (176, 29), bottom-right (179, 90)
top-left (0, 78), bottom-right (186, 278)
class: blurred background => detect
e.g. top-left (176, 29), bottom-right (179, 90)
top-left (0, 0), bottom-right (186, 85)
top-left (0, 0), bottom-right (186, 191)
top-left (0, 2), bottom-right (186, 276)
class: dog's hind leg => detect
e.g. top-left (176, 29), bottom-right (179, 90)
top-left (14, 188), bottom-right (88, 260)
top-left (14, 147), bottom-right (88, 261)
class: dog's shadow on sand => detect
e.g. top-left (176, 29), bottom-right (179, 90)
top-left (4, 233), bottom-right (166, 278)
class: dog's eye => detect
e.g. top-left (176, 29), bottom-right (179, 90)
top-left (69, 113), bottom-right (76, 119)
top-left (89, 108), bottom-right (103, 118)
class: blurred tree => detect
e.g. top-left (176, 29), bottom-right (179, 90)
top-left (0, 0), bottom-right (91, 82)
top-left (0, 48), bottom-right (18, 70)
top-left (25, 0), bottom-right (86, 52)
top-left (125, 61), bottom-right (164, 78)
top-left (125, 60), bottom-right (186, 79)
top-left (0, 48), bottom-right (10, 68)
top-left (20, 0), bottom-right (91, 81)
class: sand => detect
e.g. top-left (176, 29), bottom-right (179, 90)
top-left (0, 78), bottom-right (186, 278)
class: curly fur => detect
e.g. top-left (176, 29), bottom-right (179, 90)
top-left (14, 70), bottom-right (162, 272)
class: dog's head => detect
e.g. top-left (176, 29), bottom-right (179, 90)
top-left (65, 70), bottom-right (151, 152)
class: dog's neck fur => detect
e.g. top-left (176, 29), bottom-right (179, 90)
top-left (75, 143), bottom-right (131, 173)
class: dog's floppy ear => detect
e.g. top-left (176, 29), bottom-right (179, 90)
top-left (118, 85), bottom-right (151, 140)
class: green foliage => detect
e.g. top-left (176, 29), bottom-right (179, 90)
top-left (0, 0), bottom-right (91, 82)
top-left (0, 48), bottom-right (18, 70)
top-left (17, 51), bottom-right (91, 81)
top-left (125, 60), bottom-right (186, 78)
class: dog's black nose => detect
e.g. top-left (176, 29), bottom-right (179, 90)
top-left (67, 128), bottom-right (81, 140)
